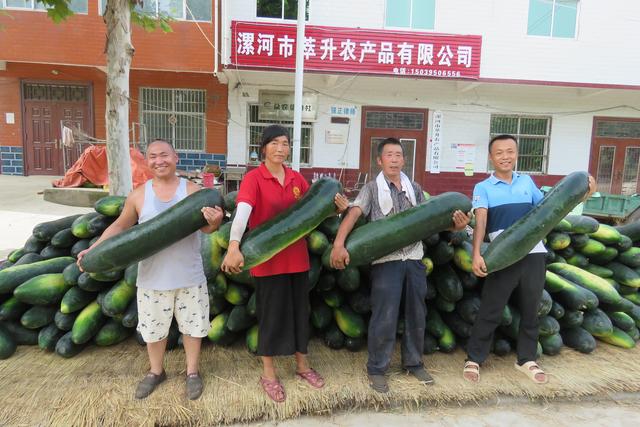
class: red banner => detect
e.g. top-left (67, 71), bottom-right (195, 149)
top-left (230, 21), bottom-right (482, 80)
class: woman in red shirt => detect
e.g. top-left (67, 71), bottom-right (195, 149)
top-left (222, 125), bottom-right (348, 402)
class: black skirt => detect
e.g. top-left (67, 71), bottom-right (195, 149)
top-left (254, 271), bottom-right (310, 356)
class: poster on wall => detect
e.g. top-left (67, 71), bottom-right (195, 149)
top-left (452, 143), bottom-right (476, 173)
top-left (430, 111), bottom-right (443, 174)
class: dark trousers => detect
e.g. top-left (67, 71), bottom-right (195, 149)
top-left (254, 271), bottom-right (310, 357)
top-left (367, 260), bottom-right (427, 375)
top-left (466, 253), bottom-right (546, 365)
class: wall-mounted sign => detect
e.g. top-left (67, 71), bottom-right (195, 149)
top-left (258, 90), bottom-right (318, 121)
top-left (330, 105), bottom-right (358, 116)
top-left (430, 111), bottom-right (443, 174)
top-left (232, 21), bottom-right (482, 79)
top-left (325, 129), bottom-right (346, 144)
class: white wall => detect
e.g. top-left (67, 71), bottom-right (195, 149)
top-left (223, 0), bottom-right (640, 86)
top-left (225, 70), bottom-right (640, 174)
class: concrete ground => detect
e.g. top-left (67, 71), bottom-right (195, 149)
top-left (0, 175), bottom-right (92, 258)
top-left (249, 396), bottom-right (640, 426)
top-left (2, 175), bottom-right (640, 426)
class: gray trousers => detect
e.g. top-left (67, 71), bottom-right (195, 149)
top-left (367, 260), bottom-right (427, 375)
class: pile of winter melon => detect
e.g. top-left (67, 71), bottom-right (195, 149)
top-left (1, 189), bottom-right (639, 361)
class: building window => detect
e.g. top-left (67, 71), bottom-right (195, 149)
top-left (527, 0), bottom-right (578, 38)
top-left (385, 0), bottom-right (435, 30)
top-left (489, 115), bottom-right (551, 174)
top-left (23, 83), bottom-right (89, 102)
top-left (365, 111), bottom-right (424, 130)
top-left (2, 0), bottom-right (87, 13)
top-left (247, 104), bottom-right (312, 166)
top-left (596, 120), bottom-right (640, 139)
top-left (99, 0), bottom-right (211, 21)
top-left (140, 88), bottom-right (207, 152)
top-left (257, 0), bottom-right (309, 20)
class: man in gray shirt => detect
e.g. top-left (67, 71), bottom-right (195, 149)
top-left (330, 138), bottom-right (469, 393)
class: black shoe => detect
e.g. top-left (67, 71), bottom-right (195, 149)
top-left (406, 367), bottom-right (435, 385)
top-left (135, 370), bottom-right (167, 399)
top-left (186, 373), bottom-right (204, 400)
top-left (368, 374), bottom-right (389, 393)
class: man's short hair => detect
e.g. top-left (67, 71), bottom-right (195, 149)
top-left (377, 137), bottom-right (404, 157)
top-left (147, 138), bottom-right (176, 153)
top-left (488, 134), bottom-right (518, 153)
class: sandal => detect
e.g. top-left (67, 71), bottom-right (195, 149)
top-left (296, 368), bottom-right (325, 389)
top-left (135, 370), bottom-right (167, 399)
top-left (368, 374), bottom-right (389, 393)
top-left (463, 361), bottom-right (480, 383)
top-left (259, 377), bottom-right (286, 402)
top-left (515, 361), bottom-right (548, 384)
top-left (186, 373), bottom-right (204, 400)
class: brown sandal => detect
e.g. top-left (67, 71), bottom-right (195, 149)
top-left (515, 361), bottom-right (548, 384)
top-left (296, 368), bottom-right (325, 388)
top-left (259, 377), bottom-right (286, 402)
top-left (463, 361), bottom-right (480, 383)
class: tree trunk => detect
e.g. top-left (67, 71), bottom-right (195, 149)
top-left (104, 0), bottom-right (134, 196)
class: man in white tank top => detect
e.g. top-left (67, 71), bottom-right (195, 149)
top-left (77, 139), bottom-right (223, 400)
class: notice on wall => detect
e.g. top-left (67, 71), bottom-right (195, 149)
top-left (325, 129), bottom-right (346, 144)
top-left (5, 113), bottom-right (15, 124)
top-left (451, 143), bottom-right (476, 174)
top-left (429, 111), bottom-right (443, 174)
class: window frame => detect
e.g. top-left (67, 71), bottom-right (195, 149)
top-left (526, 0), bottom-right (580, 39)
top-left (596, 120), bottom-right (640, 139)
top-left (246, 104), bottom-right (313, 167)
top-left (488, 115), bottom-right (552, 175)
top-left (1, 0), bottom-right (88, 14)
top-left (139, 87), bottom-right (208, 153)
top-left (383, 0), bottom-right (436, 31)
top-left (98, 0), bottom-right (212, 22)
top-left (255, 0), bottom-right (310, 22)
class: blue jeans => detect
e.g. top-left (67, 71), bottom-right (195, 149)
top-left (366, 260), bottom-right (427, 375)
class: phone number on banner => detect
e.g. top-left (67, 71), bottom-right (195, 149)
top-left (393, 68), bottom-right (463, 77)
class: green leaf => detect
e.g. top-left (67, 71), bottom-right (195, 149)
top-left (39, 0), bottom-right (73, 23)
top-left (159, 20), bottom-right (173, 33)
top-left (130, 9), bottom-right (173, 33)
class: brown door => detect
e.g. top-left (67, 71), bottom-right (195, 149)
top-left (360, 106), bottom-right (427, 182)
top-left (23, 103), bottom-right (61, 175)
top-left (590, 118), bottom-right (640, 195)
top-left (58, 103), bottom-right (90, 170)
top-left (22, 82), bottom-right (92, 176)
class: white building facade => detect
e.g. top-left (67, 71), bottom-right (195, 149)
top-left (220, 0), bottom-right (640, 196)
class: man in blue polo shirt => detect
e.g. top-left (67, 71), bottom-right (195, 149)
top-left (462, 134), bottom-right (594, 384)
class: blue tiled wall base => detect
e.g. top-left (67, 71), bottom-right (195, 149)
top-left (0, 146), bottom-right (24, 175)
top-left (176, 152), bottom-right (226, 172)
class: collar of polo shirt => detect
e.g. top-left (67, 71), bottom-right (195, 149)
top-left (489, 171), bottom-right (521, 185)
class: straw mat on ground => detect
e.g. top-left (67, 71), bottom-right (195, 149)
top-left (1, 339), bottom-right (639, 426)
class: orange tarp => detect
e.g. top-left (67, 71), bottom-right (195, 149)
top-left (53, 145), bottom-right (153, 189)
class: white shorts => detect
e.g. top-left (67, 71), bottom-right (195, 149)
top-left (136, 284), bottom-right (210, 343)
